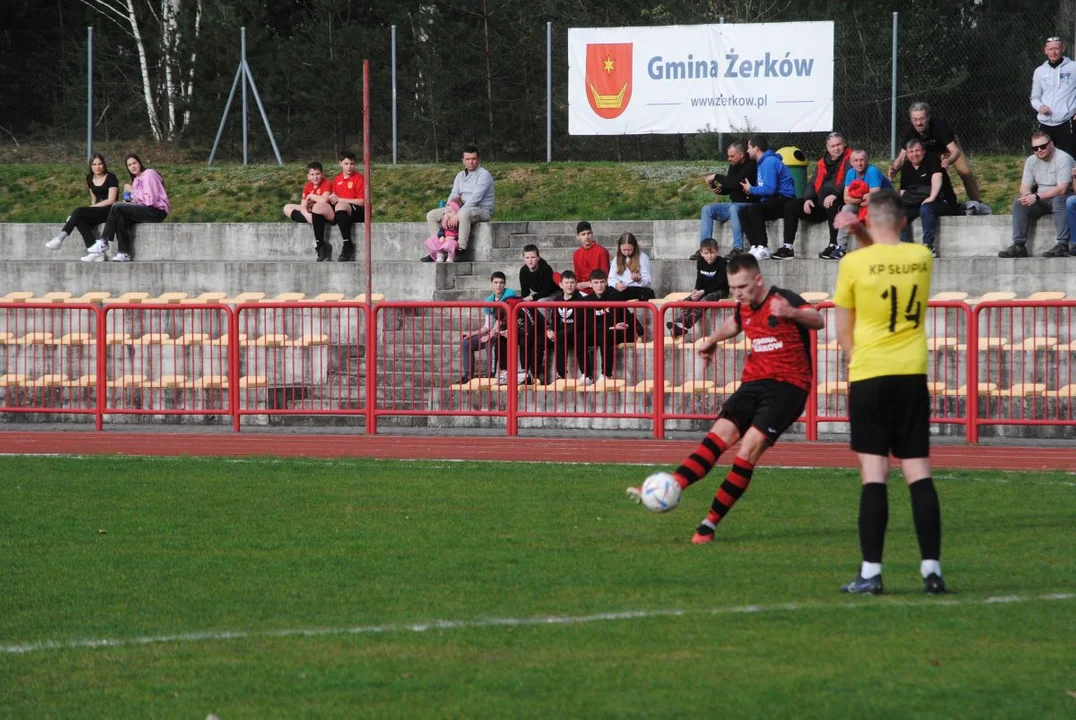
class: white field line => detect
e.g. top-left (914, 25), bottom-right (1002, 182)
top-left (2, 593), bottom-right (1071, 656)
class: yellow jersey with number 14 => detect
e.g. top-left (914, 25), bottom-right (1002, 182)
top-left (833, 242), bottom-right (932, 382)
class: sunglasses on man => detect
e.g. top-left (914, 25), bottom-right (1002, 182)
top-left (1031, 141), bottom-right (1052, 152)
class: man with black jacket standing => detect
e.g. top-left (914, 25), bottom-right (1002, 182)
top-left (697, 140), bottom-right (756, 259)
top-left (775, 132), bottom-right (852, 260)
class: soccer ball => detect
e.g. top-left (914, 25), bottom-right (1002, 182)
top-left (641, 472), bottom-right (681, 513)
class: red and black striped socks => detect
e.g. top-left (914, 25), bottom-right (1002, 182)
top-left (673, 432), bottom-right (728, 489)
top-left (701, 458), bottom-right (756, 528)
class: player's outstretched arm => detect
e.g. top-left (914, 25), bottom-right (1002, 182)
top-left (771, 296), bottom-right (825, 330)
top-left (696, 314), bottom-right (741, 362)
top-left (835, 306), bottom-right (855, 357)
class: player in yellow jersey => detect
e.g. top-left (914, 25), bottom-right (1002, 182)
top-left (832, 190), bottom-right (946, 595)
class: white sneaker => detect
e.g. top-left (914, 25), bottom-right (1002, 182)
top-left (80, 251), bottom-right (105, 263)
top-left (87, 239), bottom-right (108, 255)
top-left (750, 245), bottom-right (771, 260)
top-left (578, 375), bottom-right (594, 386)
top-left (45, 234), bottom-right (65, 250)
top-left (445, 254), bottom-right (455, 263)
top-left (112, 252), bottom-right (132, 263)
top-left (497, 370), bottom-right (508, 385)
top-left (595, 373), bottom-right (607, 384)
top-left (518, 371), bottom-right (533, 384)
top-left (435, 252), bottom-right (446, 263)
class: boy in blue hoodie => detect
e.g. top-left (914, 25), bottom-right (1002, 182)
top-left (740, 135), bottom-right (797, 260)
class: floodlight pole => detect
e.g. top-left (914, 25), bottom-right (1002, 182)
top-left (890, 12), bottom-right (899, 160)
top-left (208, 27), bottom-right (283, 166)
top-left (87, 26), bottom-right (93, 162)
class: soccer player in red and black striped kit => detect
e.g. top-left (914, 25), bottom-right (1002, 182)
top-left (630, 254), bottom-right (824, 543)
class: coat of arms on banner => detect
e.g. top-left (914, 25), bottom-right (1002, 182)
top-left (586, 43), bottom-right (632, 119)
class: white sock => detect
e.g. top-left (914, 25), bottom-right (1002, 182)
top-left (57, 230), bottom-right (68, 240)
top-left (701, 519), bottom-right (716, 531)
top-left (860, 561), bottom-right (882, 579)
top-left (782, 243), bottom-right (793, 250)
top-left (921, 560), bottom-right (942, 578)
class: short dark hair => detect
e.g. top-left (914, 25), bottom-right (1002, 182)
top-left (339, 151), bottom-right (356, 161)
top-left (727, 140), bottom-right (746, 154)
top-left (522, 244), bottom-right (540, 255)
top-left (748, 135), bottom-right (768, 153)
top-left (462, 145), bottom-right (480, 156)
top-left (307, 161), bottom-right (323, 171)
top-left (904, 138), bottom-right (925, 152)
top-left (560, 270), bottom-right (577, 280)
top-left (589, 269), bottom-right (608, 281)
top-left (491, 271), bottom-right (506, 282)
top-left (699, 238), bottom-right (719, 251)
top-left (866, 189), bottom-right (903, 229)
top-left (576, 220), bottom-right (592, 234)
top-left (727, 253), bottom-right (760, 275)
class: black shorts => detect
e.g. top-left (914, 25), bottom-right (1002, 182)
top-left (332, 206), bottom-right (365, 223)
top-left (849, 374), bottom-right (930, 458)
top-left (717, 379), bottom-right (808, 444)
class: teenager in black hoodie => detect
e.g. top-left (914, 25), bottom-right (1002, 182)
top-left (667, 237), bottom-right (729, 338)
top-left (519, 245), bottom-right (560, 301)
top-left (546, 271), bottom-right (595, 384)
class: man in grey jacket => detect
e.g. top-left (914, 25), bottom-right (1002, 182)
top-left (423, 145), bottom-right (495, 261)
top-left (1031, 37), bottom-right (1076, 155)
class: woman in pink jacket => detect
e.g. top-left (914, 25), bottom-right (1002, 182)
top-left (82, 154), bottom-right (170, 263)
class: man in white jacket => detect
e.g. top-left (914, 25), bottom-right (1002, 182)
top-left (1031, 37), bottom-right (1076, 154)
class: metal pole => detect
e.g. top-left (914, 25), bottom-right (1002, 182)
top-left (241, 27), bottom-right (248, 166)
top-left (363, 60), bottom-right (373, 309)
top-left (243, 64), bottom-right (283, 165)
top-left (718, 17), bottom-right (725, 152)
top-left (207, 64), bottom-right (243, 167)
top-left (87, 27), bottom-right (93, 161)
top-left (391, 25), bottom-right (397, 165)
top-left (891, 12), bottom-right (898, 160)
top-left (546, 21), bottom-right (552, 162)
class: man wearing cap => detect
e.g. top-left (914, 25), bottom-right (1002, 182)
top-left (1031, 36), bottom-right (1076, 155)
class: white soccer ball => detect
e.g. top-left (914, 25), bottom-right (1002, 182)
top-left (641, 472), bottom-right (681, 513)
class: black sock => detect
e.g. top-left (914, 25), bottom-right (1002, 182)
top-left (290, 209), bottom-right (305, 223)
top-left (909, 477), bottom-right (942, 561)
top-left (312, 214), bottom-right (326, 244)
top-left (858, 483), bottom-right (888, 564)
top-left (335, 210), bottom-right (352, 241)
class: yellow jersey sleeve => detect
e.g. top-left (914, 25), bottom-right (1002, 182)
top-left (833, 244), bottom-right (933, 382)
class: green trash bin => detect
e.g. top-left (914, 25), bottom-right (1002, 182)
top-left (777, 146), bottom-right (809, 198)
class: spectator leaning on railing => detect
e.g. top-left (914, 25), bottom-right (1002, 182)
top-left (1031, 36), bottom-right (1076, 156)
top-left (889, 102), bottom-right (984, 207)
top-left (999, 130), bottom-right (1074, 258)
top-left (422, 145), bottom-right (494, 262)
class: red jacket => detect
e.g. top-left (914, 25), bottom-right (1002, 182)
top-left (811, 148), bottom-right (853, 196)
top-left (572, 243), bottom-right (610, 283)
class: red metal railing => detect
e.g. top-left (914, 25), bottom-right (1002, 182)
top-left (0, 300), bottom-right (1073, 439)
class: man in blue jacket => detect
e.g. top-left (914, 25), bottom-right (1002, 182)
top-left (740, 135), bottom-right (797, 260)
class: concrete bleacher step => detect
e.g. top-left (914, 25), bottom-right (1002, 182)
top-left (503, 233), bottom-right (655, 249)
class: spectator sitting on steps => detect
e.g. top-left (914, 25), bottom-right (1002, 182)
top-left (897, 139), bottom-right (956, 258)
top-left (422, 197), bottom-right (463, 262)
top-left (776, 132), bottom-right (853, 260)
top-left (1000, 130), bottom-right (1075, 258)
top-left (667, 237), bottom-right (729, 338)
top-left (423, 145), bottom-right (494, 262)
top-left (740, 134), bottom-right (797, 261)
top-left (572, 220), bottom-right (610, 293)
top-left (608, 232), bottom-right (655, 301)
top-left (697, 139), bottom-right (756, 259)
top-left (519, 244), bottom-right (560, 301)
top-left (282, 161), bottom-right (336, 262)
top-left (328, 150), bottom-right (365, 262)
top-left (80, 153), bottom-right (169, 263)
top-left (826, 148), bottom-right (893, 259)
top-left (47, 153), bottom-right (118, 252)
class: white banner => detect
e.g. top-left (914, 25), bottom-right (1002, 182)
top-left (568, 22), bottom-right (833, 135)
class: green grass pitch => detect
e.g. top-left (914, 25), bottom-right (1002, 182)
top-left (1, 455), bottom-right (1073, 718)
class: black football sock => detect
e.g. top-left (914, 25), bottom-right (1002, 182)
top-left (704, 458), bottom-right (754, 526)
top-left (335, 210), bottom-right (352, 241)
top-left (859, 483), bottom-right (888, 564)
top-left (290, 209), bottom-right (305, 223)
top-left (909, 477), bottom-right (942, 561)
top-left (312, 214), bottom-right (326, 244)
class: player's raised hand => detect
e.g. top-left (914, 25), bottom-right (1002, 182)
top-left (833, 210), bottom-right (860, 232)
top-left (696, 335), bottom-right (719, 363)
top-left (770, 295), bottom-right (794, 319)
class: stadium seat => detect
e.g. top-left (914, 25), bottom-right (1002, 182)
top-left (628, 379), bottom-right (671, 393)
top-left (957, 337), bottom-right (1008, 351)
top-left (817, 381), bottom-right (848, 395)
top-left (30, 374), bottom-right (68, 387)
top-left (136, 333), bottom-right (173, 345)
top-left (652, 292), bottom-right (691, 308)
top-left (926, 381), bottom-right (957, 396)
top-left (112, 292), bottom-right (151, 304)
top-left (0, 374), bottom-right (28, 386)
top-left (353, 293), bottom-right (385, 304)
top-left (181, 292), bottom-right (228, 305)
top-left (670, 380), bottom-right (715, 393)
top-left (58, 332), bottom-right (94, 345)
top-left (967, 291), bottom-right (1017, 305)
top-left (721, 380), bottom-right (742, 394)
top-left (1012, 337), bottom-right (1059, 351)
top-left (264, 292), bottom-right (307, 303)
top-left (800, 291), bottom-right (829, 303)
top-left (76, 292), bottom-right (112, 304)
top-left (153, 292), bottom-right (189, 304)
top-left (174, 333), bottom-right (210, 346)
top-left (930, 291), bottom-right (969, 302)
top-left (39, 292), bottom-right (72, 304)
top-left (638, 336), bottom-right (686, 349)
top-left (211, 333), bottom-right (246, 346)
top-left (154, 375), bottom-right (193, 389)
top-left (63, 374), bottom-right (96, 388)
top-left (107, 374), bottom-right (147, 388)
top-left (3, 292), bottom-right (33, 303)
top-left (313, 293), bottom-right (346, 303)
top-left (1025, 291), bottom-right (1066, 300)
top-left (997, 383), bottom-right (1047, 397)
top-left (820, 338), bottom-right (842, 351)
top-left (105, 332), bottom-right (133, 345)
top-left (17, 332), bottom-right (54, 345)
top-left (287, 334), bottom-right (330, 347)
top-left (0, 332), bottom-right (13, 345)
top-left (253, 334), bottom-right (289, 347)
top-left (193, 375), bottom-right (228, 389)
top-left (578, 377), bottom-right (626, 392)
top-left (228, 292), bottom-right (267, 304)
top-left (955, 382), bottom-right (999, 396)
top-left (238, 376), bottom-right (268, 389)
top-left (927, 337), bottom-right (958, 350)
top-left (1044, 384), bottom-right (1076, 399)
top-left (716, 337), bottom-right (750, 351)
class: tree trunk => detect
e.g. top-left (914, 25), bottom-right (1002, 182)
top-left (125, 0), bottom-right (163, 140)
top-left (481, 0), bottom-right (494, 154)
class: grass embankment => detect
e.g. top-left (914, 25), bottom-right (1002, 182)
top-left (1, 455), bottom-right (1073, 717)
top-left (0, 157), bottom-right (1021, 224)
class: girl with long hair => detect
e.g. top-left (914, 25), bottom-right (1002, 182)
top-left (46, 153), bottom-right (119, 251)
top-left (81, 154), bottom-right (169, 262)
top-left (609, 232), bottom-right (655, 300)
